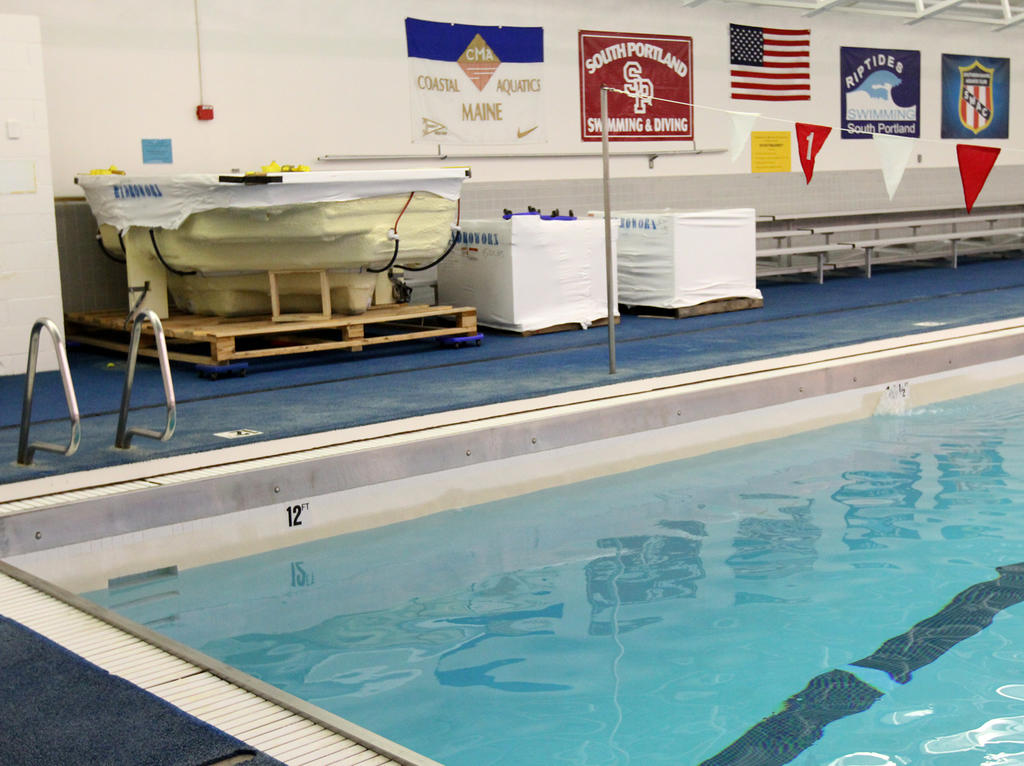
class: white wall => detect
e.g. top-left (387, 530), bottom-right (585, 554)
top-left (0, 0), bottom-right (1022, 370)
top-left (0, 0), bottom-right (1020, 197)
top-left (0, 13), bottom-right (61, 375)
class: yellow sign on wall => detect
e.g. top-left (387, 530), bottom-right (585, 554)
top-left (751, 131), bottom-right (791, 173)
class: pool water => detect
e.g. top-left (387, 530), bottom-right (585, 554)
top-left (89, 384), bottom-right (1024, 765)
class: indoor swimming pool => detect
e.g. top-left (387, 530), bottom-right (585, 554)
top-left (86, 381), bottom-right (1024, 766)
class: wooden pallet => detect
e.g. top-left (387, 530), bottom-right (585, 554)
top-left (498, 316), bottom-right (620, 338)
top-left (623, 296), bottom-right (764, 319)
top-left (65, 303), bottom-right (478, 368)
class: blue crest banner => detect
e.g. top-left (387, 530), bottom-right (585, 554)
top-left (941, 54), bottom-right (1009, 139)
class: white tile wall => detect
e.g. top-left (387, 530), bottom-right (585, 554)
top-left (458, 165), bottom-right (1024, 222)
top-left (0, 14), bottom-right (62, 377)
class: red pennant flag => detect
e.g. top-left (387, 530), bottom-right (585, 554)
top-left (795, 123), bottom-right (832, 184)
top-left (957, 144), bottom-right (1000, 213)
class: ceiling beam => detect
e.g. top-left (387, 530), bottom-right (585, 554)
top-left (906, 0), bottom-right (971, 23)
top-left (805, 0), bottom-right (851, 16)
top-left (703, 0), bottom-right (1024, 28)
top-left (994, 9), bottom-right (1024, 26)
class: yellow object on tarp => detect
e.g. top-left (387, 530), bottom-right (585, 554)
top-left (88, 166), bottom-right (125, 175)
top-left (250, 161), bottom-right (310, 174)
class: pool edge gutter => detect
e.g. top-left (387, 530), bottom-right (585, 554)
top-left (3, 319), bottom-right (1024, 569)
top-left (0, 558), bottom-right (445, 766)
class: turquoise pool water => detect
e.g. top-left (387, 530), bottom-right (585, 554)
top-left (89, 384), bottom-right (1024, 765)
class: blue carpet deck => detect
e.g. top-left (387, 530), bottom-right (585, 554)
top-left (3, 257), bottom-right (1024, 486)
top-left (0, 615), bottom-right (286, 766)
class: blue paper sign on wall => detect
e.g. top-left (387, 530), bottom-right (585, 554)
top-left (141, 138), bottom-right (173, 164)
top-left (941, 54), bottom-right (1010, 139)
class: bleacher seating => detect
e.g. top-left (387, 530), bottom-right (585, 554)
top-left (756, 203), bottom-right (1024, 282)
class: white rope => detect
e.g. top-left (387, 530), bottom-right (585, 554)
top-left (603, 86), bottom-right (1024, 154)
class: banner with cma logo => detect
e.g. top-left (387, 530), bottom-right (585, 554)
top-left (941, 54), bottom-right (1009, 139)
top-left (405, 18), bottom-right (544, 145)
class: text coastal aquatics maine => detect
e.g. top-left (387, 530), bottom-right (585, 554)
top-left (415, 75), bottom-right (543, 123)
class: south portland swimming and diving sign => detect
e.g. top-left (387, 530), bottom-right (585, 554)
top-left (578, 30), bottom-right (693, 141)
top-left (840, 46), bottom-right (920, 140)
top-left (405, 17), bottom-right (544, 145)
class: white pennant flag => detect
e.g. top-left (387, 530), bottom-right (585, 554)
top-left (873, 134), bottom-right (916, 200)
top-left (728, 111), bottom-right (759, 162)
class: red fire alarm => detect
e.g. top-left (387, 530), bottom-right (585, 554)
top-left (196, 104), bottom-right (214, 121)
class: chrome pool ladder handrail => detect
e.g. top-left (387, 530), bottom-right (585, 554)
top-left (18, 318), bottom-right (82, 465)
top-left (115, 310), bottom-right (176, 449)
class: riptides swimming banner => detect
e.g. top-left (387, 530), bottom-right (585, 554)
top-left (941, 54), bottom-right (1009, 139)
top-left (405, 18), bottom-right (545, 145)
top-left (840, 47), bottom-right (920, 140)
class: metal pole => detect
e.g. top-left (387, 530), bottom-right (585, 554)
top-left (601, 86), bottom-right (616, 374)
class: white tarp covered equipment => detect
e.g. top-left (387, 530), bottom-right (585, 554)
top-left (606, 208), bottom-right (761, 309)
top-left (76, 168), bottom-right (469, 232)
top-left (438, 214), bottom-right (616, 333)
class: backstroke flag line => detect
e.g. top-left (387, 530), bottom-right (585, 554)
top-left (406, 18), bottom-right (545, 145)
top-left (729, 111), bottom-right (759, 162)
top-left (873, 134), bottom-right (916, 200)
top-left (957, 144), bottom-right (1001, 212)
top-left (795, 122), bottom-right (830, 183)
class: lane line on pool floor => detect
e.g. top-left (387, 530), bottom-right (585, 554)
top-left (698, 562), bottom-right (1024, 766)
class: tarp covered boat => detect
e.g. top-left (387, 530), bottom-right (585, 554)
top-left (76, 168), bottom-right (470, 317)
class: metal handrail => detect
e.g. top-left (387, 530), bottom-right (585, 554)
top-left (115, 310), bottom-right (176, 449)
top-left (17, 318), bottom-right (81, 465)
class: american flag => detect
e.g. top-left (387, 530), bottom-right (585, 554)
top-left (729, 24), bottom-right (810, 101)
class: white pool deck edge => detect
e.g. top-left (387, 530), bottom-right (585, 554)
top-left (6, 317), bottom-right (1024, 508)
top-left (3, 316), bottom-right (1024, 766)
top-left (5, 316), bottom-right (1024, 591)
top-left (0, 561), bottom-right (441, 766)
